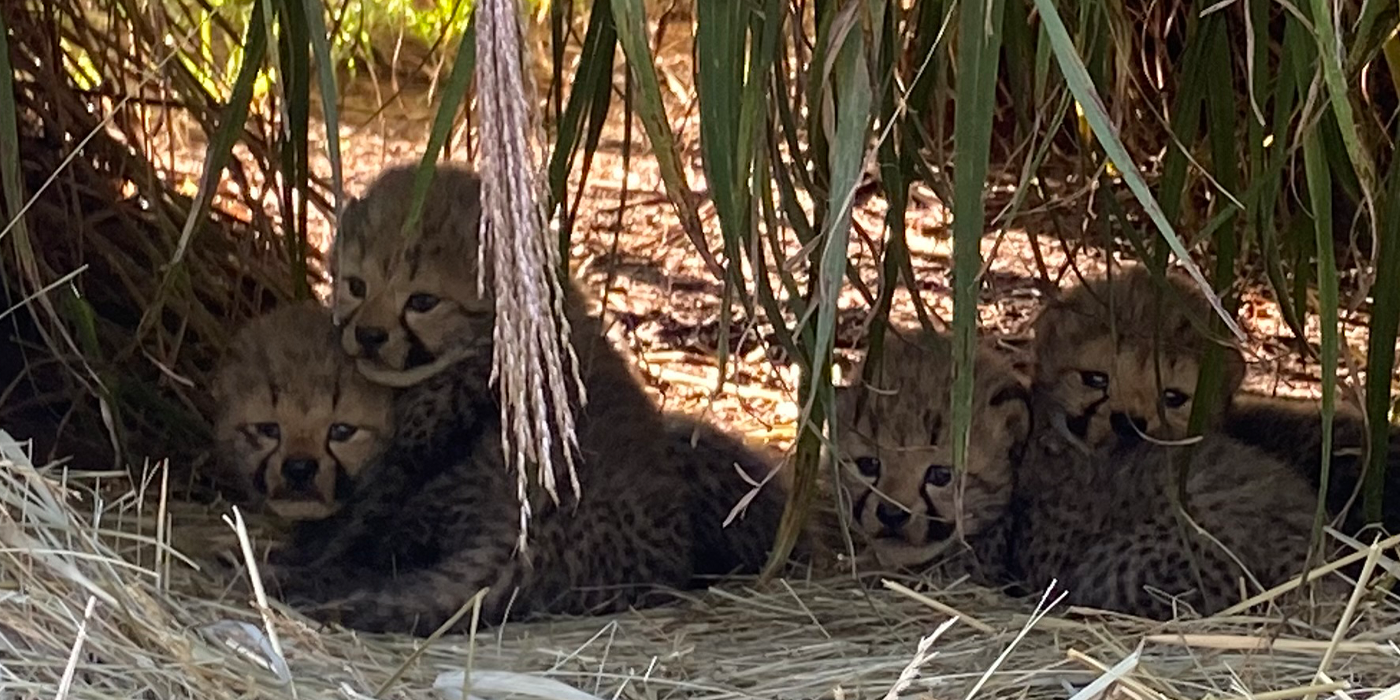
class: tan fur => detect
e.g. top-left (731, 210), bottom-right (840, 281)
top-left (1010, 405), bottom-right (1338, 619)
top-left (211, 301), bottom-right (393, 521)
top-left (268, 163), bottom-right (771, 634)
top-left (331, 164), bottom-right (490, 386)
top-left (1032, 263), bottom-right (1244, 450)
top-left (832, 328), bottom-right (1032, 580)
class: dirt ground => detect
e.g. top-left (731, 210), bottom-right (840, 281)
top-left (130, 44), bottom-right (1384, 457)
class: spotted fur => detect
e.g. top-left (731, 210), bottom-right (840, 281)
top-left (662, 415), bottom-right (802, 578)
top-left (1010, 398), bottom-right (1338, 619)
top-left (1224, 393), bottom-right (1400, 534)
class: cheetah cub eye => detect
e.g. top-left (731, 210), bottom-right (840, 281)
top-left (854, 456), bottom-right (881, 478)
top-left (327, 423), bottom-right (358, 442)
top-left (405, 293), bottom-right (440, 313)
top-left (345, 276), bottom-right (367, 299)
top-left (1162, 388), bottom-right (1190, 408)
top-left (253, 422), bottom-right (280, 439)
top-left (1080, 370), bottom-right (1109, 390)
top-left (924, 464), bottom-right (952, 487)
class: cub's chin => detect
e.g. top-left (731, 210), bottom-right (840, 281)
top-left (266, 498), bottom-right (342, 522)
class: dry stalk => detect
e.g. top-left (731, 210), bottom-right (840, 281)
top-left (474, 0), bottom-right (586, 553)
top-left (5, 435), bottom-right (1400, 699)
top-left (881, 615), bottom-right (959, 700)
top-left (883, 578), bottom-right (996, 634)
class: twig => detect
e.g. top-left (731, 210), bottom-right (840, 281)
top-left (1308, 538), bottom-right (1386, 700)
top-left (1142, 635), bottom-right (1395, 656)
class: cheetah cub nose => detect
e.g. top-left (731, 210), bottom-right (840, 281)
top-left (355, 326), bottom-right (389, 355)
top-left (876, 502), bottom-right (911, 529)
top-left (282, 457), bottom-right (319, 486)
top-left (1110, 411), bottom-right (1148, 441)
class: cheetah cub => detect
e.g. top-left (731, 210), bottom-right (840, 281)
top-left (211, 300), bottom-right (393, 521)
top-left (829, 322), bottom-right (1338, 619)
top-left (1035, 263), bottom-right (1399, 533)
top-left (269, 162), bottom-right (783, 634)
top-left (832, 327), bottom-right (1031, 584)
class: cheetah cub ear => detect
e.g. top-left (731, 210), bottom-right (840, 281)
top-left (981, 369), bottom-right (1033, 465)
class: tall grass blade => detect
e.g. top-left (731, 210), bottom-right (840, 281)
top-left (547, 0), bottom-right (616, 247)
top-left (750, 146), bottom-right (801, 362)
top-left (301, 0), bottom-right (345, 220)
top-left (768, 0), bottom-right (873, 579)
top-left (949, 0), bottom-right (1005, 486)
top-left (697, 0), bottom-right (745, 245)
top-left (610, 0), bottom-right (722, 279)
top-left (1154, 14), bottom-right (1207, 226)
top-left (1309, 0), bottom-right (1375, 207)
top-left (1300, 76), bottom-right (1340, 562)
top-left (736, 0), bottom-right (783, 188)
top-left (398, 14), bottom-right (477, 257)
top-left (1194, 15), bottom-right (1242, 428)
top-left (695, 0), bottom-right (748, 399)
top-left (549, 0), bottom-right (568, 124)
top-left (803, 0), bottom-right (841, 225)
top-left (0, 8), bottom-right (25, 260)
top-left (1030, 0), bottom-right (1243, 342)
top-left (276, 0), bottom-right (314, 298)
top-left (867, 0), bottom-right (909, 361)
top-left (1363, 133), bottom-right (1400, 521)
top-left (1253, 11), bottom-right (1309, 345)
top-left (168, 1), bottom-right (269, 267)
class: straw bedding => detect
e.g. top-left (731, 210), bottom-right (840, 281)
top-left (4, 432), bottom-right (1400, 700)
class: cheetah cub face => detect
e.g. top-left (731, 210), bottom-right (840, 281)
top-left (212, 301), bottom-right (394, 520)
top-left (332, 163), bottom-right (491, 388)
top-left (1033, 264), bottom-right (1244, 450)
top-left (833, 329), bottom-right (1031, 569)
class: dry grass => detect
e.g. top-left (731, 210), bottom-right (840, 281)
top-left (5, 432), bottom-right (1400, 700)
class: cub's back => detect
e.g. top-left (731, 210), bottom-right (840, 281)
top-left (1013, 427), bottom-right (1326, 616)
